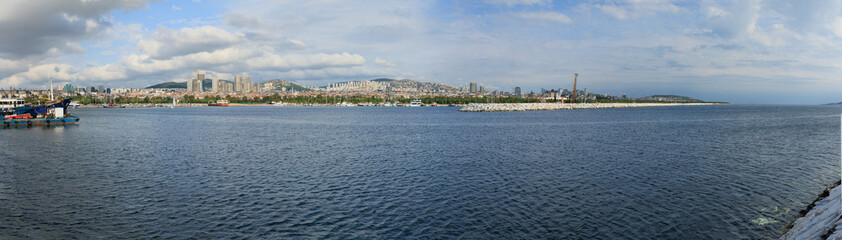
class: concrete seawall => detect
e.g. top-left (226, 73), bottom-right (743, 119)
top-left (458, 102), bottom-right (720, 112)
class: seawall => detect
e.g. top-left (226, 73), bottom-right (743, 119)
top-left (458, 102), bottom-right (719, 112)
top-left (780, 181), bottom-right (842, 240)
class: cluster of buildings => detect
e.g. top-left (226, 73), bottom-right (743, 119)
top-left (186, 72), bottom-right (268, 93)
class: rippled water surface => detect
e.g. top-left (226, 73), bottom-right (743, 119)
top-left (0, 105), bottom-right (839, 239)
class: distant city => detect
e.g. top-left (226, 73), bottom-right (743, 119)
top-left (0, 71), bottom-right (704, 104)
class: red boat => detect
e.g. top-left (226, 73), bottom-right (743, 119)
top-left (208, 100), bottom-right (229, 107)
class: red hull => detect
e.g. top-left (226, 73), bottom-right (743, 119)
top-left (208, 103), bottom-right (229, 107)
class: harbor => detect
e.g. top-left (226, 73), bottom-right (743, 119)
top-left (458, 102), bottom-right (721, 112)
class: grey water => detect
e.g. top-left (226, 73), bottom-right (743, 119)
top-left (0, 105), bottom-right (838, 239)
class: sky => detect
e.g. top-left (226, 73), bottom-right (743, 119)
top-left (0, 0), bottom-right (840, 104)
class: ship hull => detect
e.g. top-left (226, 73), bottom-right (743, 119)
top-left (208, 103), bottom-right (229, 107)
top-left (2, 116), bottom-right (80, 127)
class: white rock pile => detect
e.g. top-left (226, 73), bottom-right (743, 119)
top-left (780, 183), bottom-right (842, 240)
top-left (459, 102), bottom-right (718, 112)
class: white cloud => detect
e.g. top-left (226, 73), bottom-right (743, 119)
top-left (245, 52), bottom-right (365, 71)
top-left (830, 17), bottom-right (842, 38)
top-left (485, 0), bottom-right (550, 7)
top-left (515, 12), bottom-right (573, 24)
top-left (374, 57), bottom-right (396, 67)
top-left (172, 5), bottom-right (181, 11)
top-left (595, 0), bottom-right (682, 20)
top-left (137, 26), bottom-right (241, 59)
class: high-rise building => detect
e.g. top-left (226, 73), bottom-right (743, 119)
top-left (98, 85), bottom-right (105, 93)
top-left (197, 73), bottom-right (205, 81)
top-left (62, 83), bottom-right (74, 92)
top-left (234, 75), bottom-right (243, 92)
top-left (514, 87), bottom-right (522, 97)
top-left (225, 82), bottom-right (233, 93)
top-left (211, 77), bottom-right (219, 93)
top-left (186, 77), bottom-right (193, 92)
top-left (191, 78), bottom-right (201, 92)
top-left (479, 86), bottom-right (484, 93)
top-left (251, 83), bottom-right (259, 93)
top-left (244, 76), bottom-right (252, 92)
top-left (469, 82), bottom-right (477, 93)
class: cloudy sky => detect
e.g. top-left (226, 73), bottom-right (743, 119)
top-left (0, 0), bottom-right (840, 104)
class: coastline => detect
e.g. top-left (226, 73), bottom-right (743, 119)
top-left (780, 181), bottom-right (842, 239)
top-left (458, 102), bottom-right (722, 112)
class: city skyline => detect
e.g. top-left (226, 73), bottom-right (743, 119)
top-left (0, 1), bottom-right (840, 104)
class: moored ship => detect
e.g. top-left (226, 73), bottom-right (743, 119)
top-left (2, 98), bottom-right (80, 127)
top-left (208, 99), bottom-right (229, 107)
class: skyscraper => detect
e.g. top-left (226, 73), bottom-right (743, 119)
top-left (514, 87), bottom-right (522, 97)
top-left (469, 82), bottom-right (477, 93)
top-left (186, 77), bottom-right (193, 92)
top-left (234, 75), bottom-right (243, 92)
top-left (244, 76), bottom-right (252, 92)
top-left (211, 76), bottom-right (219, 93)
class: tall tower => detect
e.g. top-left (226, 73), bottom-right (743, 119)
top-left (186, 77), bottom-right (193, 92)
top-left (211, 76), bottom-right (219, 93)
top-left (244, 76), bottom-right (252, 92)
top-left (572, 73), bottom-right (578, 103)
top-left (234, 75), bottom-right (243, 93)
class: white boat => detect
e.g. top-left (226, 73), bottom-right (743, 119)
top-left (409, 99), bottom-right (422, 107)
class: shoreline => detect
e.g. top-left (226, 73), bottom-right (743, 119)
top-left (458, 102), bottom-right (722, 112)
top-left (780, 181), bottom-right (842, 239)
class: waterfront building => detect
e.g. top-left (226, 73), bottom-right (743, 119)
top-left (469, 82), bottom-right (477, 93)
top-left (479, 86), bottom-right (484, 93)
top-left (211, 77), bottom-right (219, 93)
top-left (234, 75), bottom-right (243, 93)
top-left (515, 87), bottom-right (522, 97)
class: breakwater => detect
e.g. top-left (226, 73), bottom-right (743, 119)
top-left (459, 102), bottom-right (719, 112)
top-left (780, 181), bottom-right (842, 239)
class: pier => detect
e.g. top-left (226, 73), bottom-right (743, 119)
top-left (458, 102), bottom-right (720, 112)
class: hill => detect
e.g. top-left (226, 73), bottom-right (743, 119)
top-left (265, 79), bottom-right (310, 91)
top-left (146, 82), bottom-right (186, 88)
top-left (146, 79), bottom-right (233, 89)
top-left (638, 95), bottom-right (703, 102)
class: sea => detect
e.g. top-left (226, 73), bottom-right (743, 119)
top-left (0, 105), bottom-right (838, 239)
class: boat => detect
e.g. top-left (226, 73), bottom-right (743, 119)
top-left (431, 102), bottom-right (438, 107)
top-left (2, 98), bottom-right (80, 127)
top-left (409, 99), bottom-right (422, 107)
top-left (208, 99), bottom-right (229, 107)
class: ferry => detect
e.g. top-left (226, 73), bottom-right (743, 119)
top-left (208, 99), bottom-right (229, 107)
top-left (2, 98), bottom-right (80, 127)
top-left (409, 99), bottom-right (422, 107)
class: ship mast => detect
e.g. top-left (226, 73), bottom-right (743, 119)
top-left (49, 77), bottom-right (54, 101)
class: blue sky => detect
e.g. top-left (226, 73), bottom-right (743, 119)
top-left (0, 0), bottom-right (840, 104)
